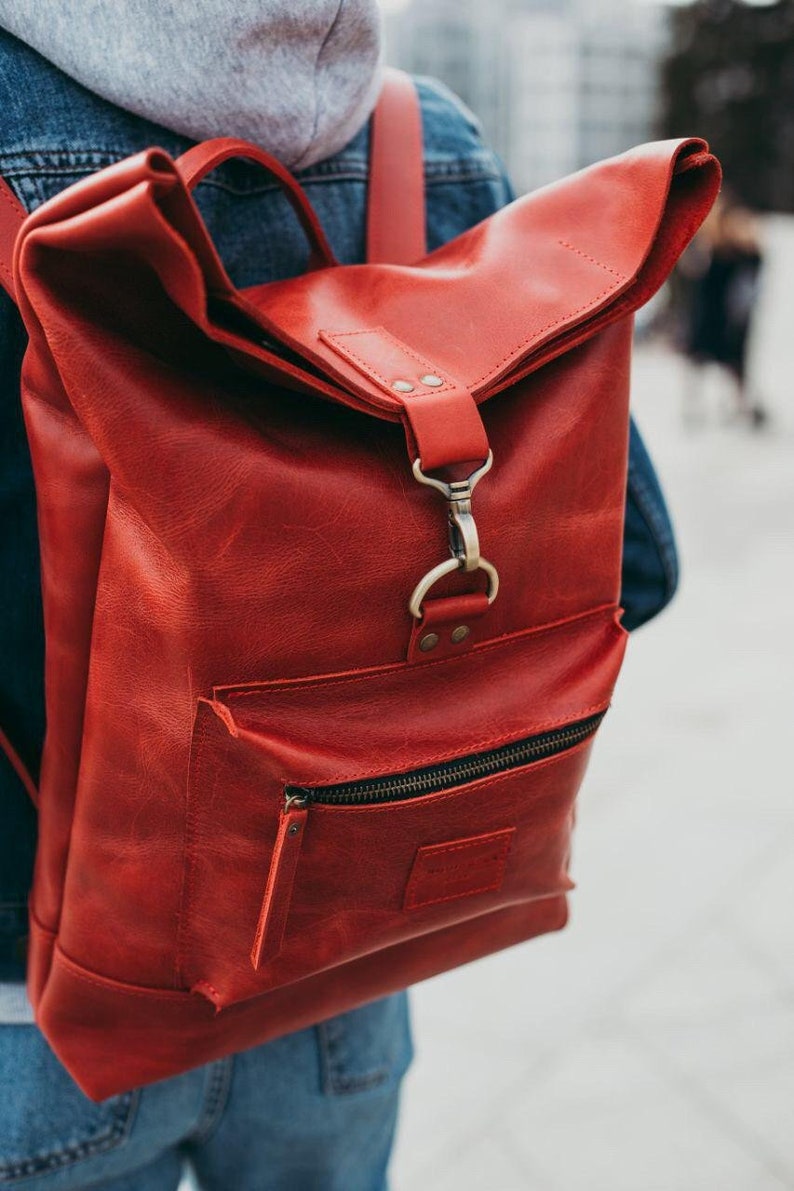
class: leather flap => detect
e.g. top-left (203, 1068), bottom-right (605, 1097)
top-left (245, 139), bottom-right (719, 411)
top-left (15, 138), bottom-right (719, 427)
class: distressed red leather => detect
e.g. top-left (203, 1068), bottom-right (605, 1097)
top-left (403, 829), bottom-right (517, 911)
top-left (0, 73), bottom-right (719, 1098)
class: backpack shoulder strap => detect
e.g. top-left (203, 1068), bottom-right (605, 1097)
top-left (367, 67), bottom-right (426, 264)
top-left (0, 726), bottom-right (38, 807)
top-left (0, 178), bottom-right (36, 802)
top-left (0, 176), bottom-right (25, 302)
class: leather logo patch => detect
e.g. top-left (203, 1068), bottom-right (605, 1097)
top-left (404, 827), bottom-right (515, 911)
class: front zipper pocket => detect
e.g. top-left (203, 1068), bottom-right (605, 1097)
top-left (285, 712), bottom-right (606, 808)
top-left (251, 710), bottom-right (606, 969)
top-left (180, 606), bottom-right (627, 1008)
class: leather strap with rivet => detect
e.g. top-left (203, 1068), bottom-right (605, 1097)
top-left (365, 72), bottom-right (498, 649)
top-left (407, 593), bottom-right (490, 664)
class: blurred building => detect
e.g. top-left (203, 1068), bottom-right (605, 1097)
top-left (385, 0), bottom-right (669, 193)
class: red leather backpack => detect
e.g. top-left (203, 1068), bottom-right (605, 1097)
top-left (0, 72), bottom-right (719, 1099)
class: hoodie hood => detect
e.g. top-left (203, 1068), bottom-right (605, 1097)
top-left (0, 0), bottom-right (383, 169)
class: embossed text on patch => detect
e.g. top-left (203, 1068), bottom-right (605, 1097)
top-left (404, 827), bottom-right (515, 911)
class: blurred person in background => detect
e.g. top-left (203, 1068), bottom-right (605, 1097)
top-left (0, 2), bottom-right (681, 1187)
top-left (678, 192), bottom-right (768, 429)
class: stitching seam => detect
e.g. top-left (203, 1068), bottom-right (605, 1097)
top-left (415, 833), bottom-right (513, 860)
top-left (191, 1056), bottom-right (233, 1144)
top-left (54, 946), bottom-right (197, 1000)
top-left (405, 874), bottom-right (506, 910)
top-left (175, 708), bottom-right (210, 988)
top-left (269, 704), bottom-right (607, 790)
top-left (469, 272), bottom-right (624, 387)
top-left (301, 732), bottom-right (596, 815)
top-left (558, 239), bottom-right (624, 278)
top-left (0, 1092), bottom-right (138, 1179)
top-left (322, 328), bottom-right (454, 395)
top-left (223, 605), bottom-right (621, 699)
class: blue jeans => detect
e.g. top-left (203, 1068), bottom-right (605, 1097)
top-left (0, 994), bottom-right (412, 1189)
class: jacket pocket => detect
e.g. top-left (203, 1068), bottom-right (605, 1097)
top-left (178, 606), bottom-right (626, 1009)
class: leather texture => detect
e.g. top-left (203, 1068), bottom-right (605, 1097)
top-left (0, 68), bottom-right (720, 1098)
top-left (366, 66), bottom-right (426, 265)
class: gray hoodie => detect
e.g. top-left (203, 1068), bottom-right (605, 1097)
top-left (0, 0), bottom-right (383, 168)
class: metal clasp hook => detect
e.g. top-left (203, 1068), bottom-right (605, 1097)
top-left (409, 451), bottom-right (499, 619)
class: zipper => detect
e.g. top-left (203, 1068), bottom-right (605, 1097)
top-left (251, 796), bottom-right (308, 970)
top-left (253, 709), bottom-right (606, 970)
top-left (284, 710), bottom-right (606, 809)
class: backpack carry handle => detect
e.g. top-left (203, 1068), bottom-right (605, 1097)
top-left (0, 68), bottom-right (425, 302)
top-left (175, 137), bottom-right (338, 271)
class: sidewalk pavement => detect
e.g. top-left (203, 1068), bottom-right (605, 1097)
top-left (390, 342), bottom-right (794, 1191)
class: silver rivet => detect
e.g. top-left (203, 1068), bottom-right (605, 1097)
top-left (451, 625), bottom-right (470, 644)
top-left (419, 632), bottom-right (439, 652)
top-left (288, 823), bottom-right (301, 836)
top-left (420, 374), bottom-right (444, 387)
top-left (392, 379), bottom-right (415, 393)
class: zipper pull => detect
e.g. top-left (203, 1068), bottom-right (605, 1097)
top-left (251, 794), bottom-right (308, 971)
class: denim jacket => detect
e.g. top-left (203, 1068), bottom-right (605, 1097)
top-left (0, 32), bottom-right (678, 980)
